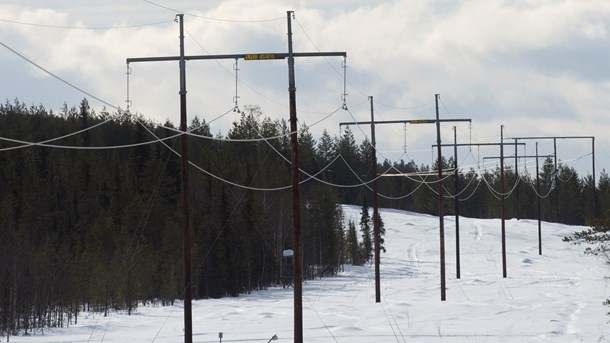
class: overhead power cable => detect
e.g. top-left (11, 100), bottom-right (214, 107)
top-left (142, 0), bottom-right (285, 23)
top-left (145, 105), bottom-right (345, 143)
top-left (135, 117), bottom-right (329, 191)
top-left (441, 171), bottom-right (483, 200)
top-left (136, 112), bottom-right (400, 193)
top-left (0, 131), bottom-right (179, 151)
top-left (0, 107), bottom-right (243, 151)
top-left (240, 116), bottom-right (406, 189)
top-left (0, 40), bottom-right (119, 111)
top-left (0, 18), bottom-right (173, 30)
top-left (374, 98), bottom-right (435, 111)
top-left (456, 177), bottom-right (485, 202)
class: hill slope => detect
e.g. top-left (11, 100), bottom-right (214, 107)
top-left (12, 205), bottom-right (609, 342)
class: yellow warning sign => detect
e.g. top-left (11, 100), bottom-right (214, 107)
top-left (244, 53), bottom-right (276, 60)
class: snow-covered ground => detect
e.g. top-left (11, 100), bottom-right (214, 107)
top-left (9, 205), bottom-right (609, 342)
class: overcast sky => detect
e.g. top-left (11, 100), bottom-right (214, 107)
top-left (1, 0), bottom-right (609, 179)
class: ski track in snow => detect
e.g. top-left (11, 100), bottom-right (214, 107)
top-left (8, 205), bottom-right (609, 343)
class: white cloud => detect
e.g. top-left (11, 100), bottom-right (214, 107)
top-left (578, 21), bottom-right (607, 39)
top-left (2, 0), bottom-right (610, 176)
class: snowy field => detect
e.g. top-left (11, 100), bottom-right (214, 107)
top-left (9, 205), bottom-right (609, 342)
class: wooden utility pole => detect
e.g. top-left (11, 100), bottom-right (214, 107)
top-left (369, 96), bottom-right (381, 303)
top-left (127, 12), bottom-right (346, 343)
top-left (593, 137), bottom-right (597, 217)
top-left (453, 127), bottom-right (460, 279)
top-left (500, 126), bottom-right (506, 278)
top-left (434, 94), bottom-right (446, 300)
top-left (178, 15), bottom-right (193, 343)
top-left (536, 143), bottom-right (542, 255)
top-left (554, 138), bottom-right (559, 222)
top-left (514, 139), bottom-right (520, 220)
top-left (285, 11), bottom-right (303, 343)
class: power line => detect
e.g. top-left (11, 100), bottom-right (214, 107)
top-left (0, 131), bottom-right (179, 151)
top-left (141, 0), bottom-right (285, 23)
top-left (0, 40), bottom-right (120, 111)
top-left (135, 114), bottom-right (418, 195)
top-left (0, 17), bottom-right (173, 30)
top-left (143, 105), bottom-right (344, 143)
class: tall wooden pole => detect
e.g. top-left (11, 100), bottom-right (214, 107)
top-left (435, 94), bottom-right (446, 301)
top-left (554, 138), bottom-right (559, 222)
top-left (592, 137), bottom-right (597, 218)
top-left (536, 142), bottom-right (542, 255)
top-left (370, 96), bottom-right (381, 303)
top-left (177, 14), bottom-right (193, 343)
top-left (286, 11), bottom-right (303, 343)
top-left (514, 139), bottom-right (520, 220)
top-left (453, 126), bottom-right (460, 279)
top-left (500, 125), bottom-right (507, 278)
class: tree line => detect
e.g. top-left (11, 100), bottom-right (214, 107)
top-left (369, 154), bottom-right (605, 225)
top-left (0, 99), bottom-right (378, 337)
top-left (0, 98), bottom-right (605, 337)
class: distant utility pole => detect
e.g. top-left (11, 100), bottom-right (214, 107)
top-left (509, 136), bottom-right (597, 219)
top-left (341, 95), bottom-right (470, 301)
top-left (536, 143), bottom-right (542, 255)
top-left (513, 139), bottom-right (520, 220)
top-left (127, 12), bottom-right (346, 343)
top-left (452, 126), bottom-right (460, 279)
top-left (500, 126), bottom-right (506, 278)
top-left (434, 94), bottom-right (447, 299)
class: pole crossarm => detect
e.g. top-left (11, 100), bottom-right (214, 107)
top-left (483, 154), bottom-right (554, 159)
top-left (127, 51), bottom-right (347, 64)
top-left (340, 118), bottom-right (471, 126)
top-left (509, 136), bottom-right (594, 140)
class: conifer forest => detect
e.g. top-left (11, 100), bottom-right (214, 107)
top-left (0, 98), bottom-right (607, 336)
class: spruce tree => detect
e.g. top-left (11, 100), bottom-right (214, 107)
top-left (346, 220), bottom-right (363, 265)
top-left (359, 197), bottom-right (373, 262)
top-left (374, 212), bottom-right (387, 253)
